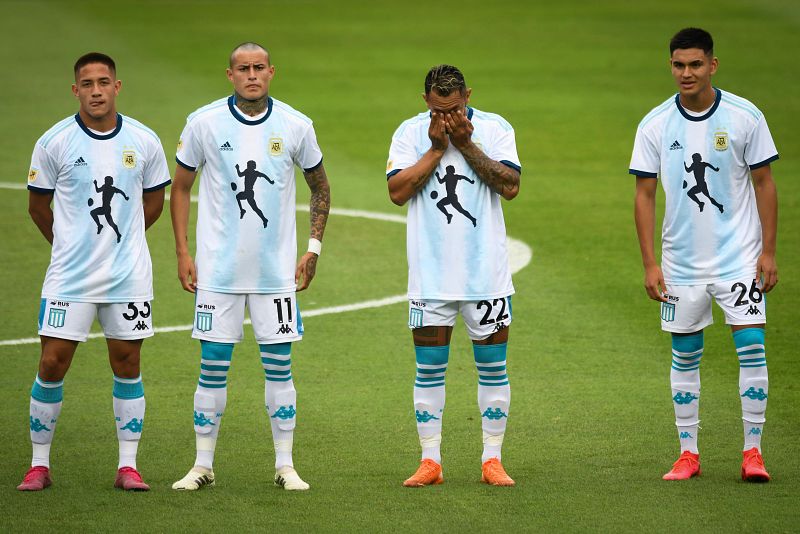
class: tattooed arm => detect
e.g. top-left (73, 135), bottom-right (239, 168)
top-left (296, 163), bottom-right (331, 291)
top-left (445, 110), bottom-right (520, 200)
top-left (388, 112), bottom-right (448, 205)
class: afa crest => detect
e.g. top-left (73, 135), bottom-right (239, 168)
top-left (28, 168), bottom-right (39, 183)
top-left (122, 150), bottom-right (136, 169)
top-left (714, 131), bottom-right (728, 151)
top-left (269, 137), bottom-right (283, 156)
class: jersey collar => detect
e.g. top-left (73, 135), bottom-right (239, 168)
top-left (674, 88), bottom-right (721, 122)
top-left (74, 113), bottom-right (123, 140)
top-left (228, 95), bottom-right (273, 125)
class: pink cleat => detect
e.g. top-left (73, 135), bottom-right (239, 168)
top-left (663, 451), bottom-right (701, 480)
top-left (114, 467), bottom-right (150, 491)
top-left (741, 448), bottom-right (770, 483)
top-left (17, 466), bottom-right (52, 491)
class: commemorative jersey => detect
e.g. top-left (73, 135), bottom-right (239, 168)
top-left (629, 88), bottom-right (778, 285)
top-left (27, 113), bottom-right (171, 302)
top-left (177, 96), bottom-right (323, 293)
top-left (387, 107), bottom-right (521, 300)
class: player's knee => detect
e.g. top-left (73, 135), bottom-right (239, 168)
top-left (415, 345), bottom-right (449, 366)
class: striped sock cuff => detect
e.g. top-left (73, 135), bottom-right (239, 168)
top-left (31, 375), bottom-right (64, 403)
top-left (113, 375), bottom-right (144, 399)
top-left (474, 343), bottom-right (509, 386)
top-left (734, 328), bottom-right (766, 368)
top-left (671, 333), bottom-right (704, 372)
top-left (416, 362), bottom-right (447, 388)
top-left (260, 343), bottom-right (292, 382)
top-left (199, 341), bottom-right (234, 389)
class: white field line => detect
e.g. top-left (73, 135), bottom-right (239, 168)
top-left (0, 182), bottom-right (532, 346)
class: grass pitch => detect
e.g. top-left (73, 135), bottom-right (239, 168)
top-left (1, 0), bottom-right (798, 532)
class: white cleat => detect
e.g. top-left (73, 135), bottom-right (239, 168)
top-left (274, 466), bottom-right (310, 491)
top-left (172, 467), bottom-right (215, 490)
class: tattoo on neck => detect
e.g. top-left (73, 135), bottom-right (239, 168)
top-left (235, 93), bottom-right (268, 116)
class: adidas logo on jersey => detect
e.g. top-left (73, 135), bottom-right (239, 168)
top-left (669, 140), bottom-right (683, 151)
top-left (275, 324), bottom-right (294, 335)
top-left (73, 156), bottom-right (87, 167)
top-left (219, 141), bottom-right (233, 151)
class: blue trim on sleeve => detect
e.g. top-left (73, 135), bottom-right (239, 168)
top-left (74, 113), bottom-right (123, 140)
top-left (749, 154), bottom-right (779, 170)
top-left (674, 88), bottom-right (721, 122)
top-left (28, 185), bottom-right (55, 194)
top-left (176, 157), bottom-right (196, 172)
top-left (629, 169), bottom-right (658, 178)
top-left (143, 180), bottom-right (171, 193)
top-left (228, 95), bottom-right (273, 125)
top-left (500, 160), bottom-right (521, 173)
top-left (386, 169), bottom-right (401, 180)
top-left (303, 158), bottom-right (323, 173)
top-left (467, 106), bottom-right (474, 120)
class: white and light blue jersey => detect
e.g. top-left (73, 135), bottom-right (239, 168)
top-left (387, 107), bottom-right (521, 300)
top-left (27, 113), bottom-right (171, 302)
top-left (177, 96), bottom-right (323, 294)
top-left (630, 88), bottom-right (778, 285)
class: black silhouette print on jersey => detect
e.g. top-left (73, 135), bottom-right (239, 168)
top-left (683, 153), bottom-right (723, 214)
top-left (89, 175), bottom-right (129, 243)
top-left (232, 160), bottom-right (274, 228)
top-left (434, 165), bottom-right (477, 227)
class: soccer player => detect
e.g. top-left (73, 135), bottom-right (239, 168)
top-left (170, 42), bottom-right (330, 491)
top-left (630, 28), bottom-right (779, 482)
top-left (387, 65), bottom-right (521, 487)
top-left (18, 53), bottom-right (170, 491)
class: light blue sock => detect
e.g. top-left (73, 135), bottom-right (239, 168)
top-left (414, 345), bottom-right (449, 464)
top-left (671, 333), bottom-right (703, 454)
top-left (734, 328), bottom-right (767, 452)
top-left (261, 342), bottom-right (296, 469)
top-left (194, 341), bottom-right (234, 469)
top-left (29, 375), bottom-right (64, 468)
top-left (474, 343), bottom-right (510, 462)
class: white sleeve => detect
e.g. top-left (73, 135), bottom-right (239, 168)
top-left (176, 119), bottom-right (204, 171)
top-left (27, 141), bottom-right (59, 192)
top-left (745, 114), bottom-right (779, 170)
top-left (294, 123), bottom-right (323, 171)
top-left (387, 123), bottom-right (419, 178)
top-left (143, 136), bottom-right (171, 192)
top-left (487, 125), bottom-right (521, 172)
top-left (629, 125), bottom-right (660, 178)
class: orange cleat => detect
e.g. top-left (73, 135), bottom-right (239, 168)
top-left (663, 451), bottom-right (701, 480)
top-left (403, 459), bottom-right (443, 487)
top-left (481, 458), bottom-right (515, 486)
top-left (741, 448), bottom-right (770, 483)
top-left (114, 467), bottom-right (150, 491)
top-left (17, 466), bottom-right (52, 491)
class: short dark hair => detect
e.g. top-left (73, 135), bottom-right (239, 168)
top-left (73, 52), bottom-right (116, 79)
top-left (230, 42), bottom-right (270, 67)
top-left (424, 65), bottom-right (466, 96)
top-left (670, 28), bottom-right (714, 56)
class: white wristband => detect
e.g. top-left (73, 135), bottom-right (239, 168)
top-left (308, 238), bottom-right (322, 256)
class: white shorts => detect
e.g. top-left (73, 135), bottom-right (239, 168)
top-left (408, 296), bottom-right (513, 341)
top-left (38, 298), bottom-right (154, 342)
top-left (660, 276), bottom-right (766, 333)
top-left (192, 289), bottom-right (303, 344)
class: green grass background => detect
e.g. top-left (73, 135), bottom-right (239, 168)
top-left (1, 0), bottom-right (798, 531)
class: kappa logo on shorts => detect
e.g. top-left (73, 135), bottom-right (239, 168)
top-left (745, 305), bottom-right (761, 316)
top-left (661, 302), bottom-right (676, 322)
top-left (493, 322), bottom-right (507, 332)
top-left (48, 308), bottom-right (66, 328)
top-left (409, 308), bottom-right (423, 328)
top-left (275, 324), bottom-right (295, 335)
top-left (132, 320), bottom-right (149, 331)
top-left (196, 312), bottom-right (213, 332)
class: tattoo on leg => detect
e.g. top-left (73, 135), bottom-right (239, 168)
top-left (413, 326), bottom-right (452, 346)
